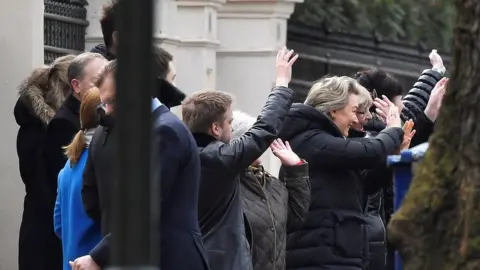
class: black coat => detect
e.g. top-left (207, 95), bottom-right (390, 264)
top-left (82, 124), bottom-right (116, 236)
top-left (348, 127), bottom-right (390, 270)
top-left (14, 98), bottom-right (61, 270)
top-left (193, 86), bottom-right (295, 270)
top-left (278, 104), bottom-right (403, 270)
top-left (44, 94), bottom-right (81, 200)
top-left (28, 93), bottom-right (80, 270)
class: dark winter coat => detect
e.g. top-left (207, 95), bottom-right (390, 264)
top-left (43, 94), bottom-right (81, 211)
top-left (194, 86), bottom-right (295, 270)
top-left (240, 163), bottom-right (310, 270)
top-left (278, 103), bottom-right (403, 270)
top-left (82, 124), bottom-right (117, 236)
top-left (14, 78), bottom-right (69, 270)
top-left (349, 127), bottom-right (390, 270)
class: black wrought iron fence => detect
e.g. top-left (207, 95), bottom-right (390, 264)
top-left (44, 0), bottom-right (89, 64)
top-left (287, 20), bottom-right (451, 103)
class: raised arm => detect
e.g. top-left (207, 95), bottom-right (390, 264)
top-left (401, 50), bottom-right (446, 123)
top-left (305, 127), bottom-right (403, 170)
top-left (216, 87), bottom-right (295, 175)
top-left (214, 47), bottom-right (298, 176)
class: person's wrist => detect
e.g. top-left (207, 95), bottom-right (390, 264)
top-left (275, 77), bottom-right (289, 88)
top-left (424, 105), bottom-right (437, 122)
top-left (432, 65), bottom-right (446, 76)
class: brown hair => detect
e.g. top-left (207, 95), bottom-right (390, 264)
top-left (182, 91), bottom-right (233, 133)
top-left (93, 60), bottom-right (117, 87)
top-left (153, 46), bottom-right (173, 79)
top-left (64, 88), bottom-right (101, 165)
top-left (100, 0), bottom-right (118, 48)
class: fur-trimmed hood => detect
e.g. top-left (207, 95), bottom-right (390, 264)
top-left (14, 67), bottom-right (71, 126)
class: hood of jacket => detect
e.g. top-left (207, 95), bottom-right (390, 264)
top-left (279, 103), bottom-right (344, 142)
top-left (90, 44), bottom-right (116, 61)
top-left (14, 74), bottom-right (69, 127)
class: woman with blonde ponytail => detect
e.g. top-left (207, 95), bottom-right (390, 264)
top-left (53, 88), bottom-right (102, 270)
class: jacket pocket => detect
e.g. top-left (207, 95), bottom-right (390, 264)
top-left (191, 231), bottom-right (211, 270)
top-left (332, 212), bottom-right (367, 259)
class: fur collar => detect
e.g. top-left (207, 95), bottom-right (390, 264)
top-left (17, 72), bottom-right (69, 124)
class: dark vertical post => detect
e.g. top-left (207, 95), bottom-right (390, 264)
top-left (109, 0), bottom-right (157, 268)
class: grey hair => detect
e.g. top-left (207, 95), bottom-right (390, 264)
top-left (357, 85), bottom-right (373, 112)
top-left (304, 76), bottom-right (363, 114)
top-left (67, 52), bottom-right (105, 90)
top-left (231, 110), bottom-right (256, 140)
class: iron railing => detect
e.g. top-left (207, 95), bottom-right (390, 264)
top-left (287, 20), bottom-right (451, 103)
top-left (44, 0), bottom-right (89, 64)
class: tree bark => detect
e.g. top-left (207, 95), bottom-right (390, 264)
top-left (387, 0), bottom-right (480, 269)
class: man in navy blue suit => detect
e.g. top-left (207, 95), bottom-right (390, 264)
top-left (71, 48), bottom-right (207, 270)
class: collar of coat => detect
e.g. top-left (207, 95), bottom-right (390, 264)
top-left (192, 133), bottom-right (217, 148)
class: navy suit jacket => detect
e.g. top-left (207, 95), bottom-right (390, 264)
top-left (89, 105), bottom-right (208, 270)
top-left (152, 105), bottom-right (208, 270)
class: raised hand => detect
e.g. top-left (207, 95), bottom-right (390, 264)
top-left (429, 49), bottom-right (446, 74)
top-left (275, 46), bottom-right (299, 88)
top-left (373, 95), bottom-right (402, 128)
top-left (424, 77), bottom-right (448, 122)
top-left (395, 119), bottom-right (416, 154)
top-left (270, 139), bottom-right (301, 166)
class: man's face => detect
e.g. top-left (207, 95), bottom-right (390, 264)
top-left (98, 74), bottom-right (116, 115)
top-left (73, 58), bottom-right (108, 100)
top-left (217, 106), bottom-right (233, 143)
top-left (165, 61), bottom-right (177, 85)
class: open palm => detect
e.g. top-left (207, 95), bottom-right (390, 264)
top-left (270, 139), bottom-right (301, 166)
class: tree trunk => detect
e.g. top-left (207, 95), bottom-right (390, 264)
top-left (387, 0), bottom-right (480, 269)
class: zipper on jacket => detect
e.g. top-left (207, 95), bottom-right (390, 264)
top-left (259, 166), bottom-right (277, 269)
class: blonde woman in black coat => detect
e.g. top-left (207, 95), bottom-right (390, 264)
top-left (232, 110), bottom-right (310, 270)
top-left (279, 76), bottom-right (415, 270)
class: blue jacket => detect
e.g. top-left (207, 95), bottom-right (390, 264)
top-left (54, 150), bottom-right (102, 270)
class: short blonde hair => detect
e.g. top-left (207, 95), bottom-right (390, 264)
top-left (357, 86), bottom-right (373, 112)
top-left (304, 76), bottom-right (363, 114)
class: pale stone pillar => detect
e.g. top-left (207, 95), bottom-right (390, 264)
top-left (174, 0), bottom-right (226, 96)
top-left (0, 0), bottom-right (44, 269)
top-left (216, 0), bottom-right (303, 176)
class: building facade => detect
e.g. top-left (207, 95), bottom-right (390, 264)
top-left (0, 0), bottom-right (301, 268)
